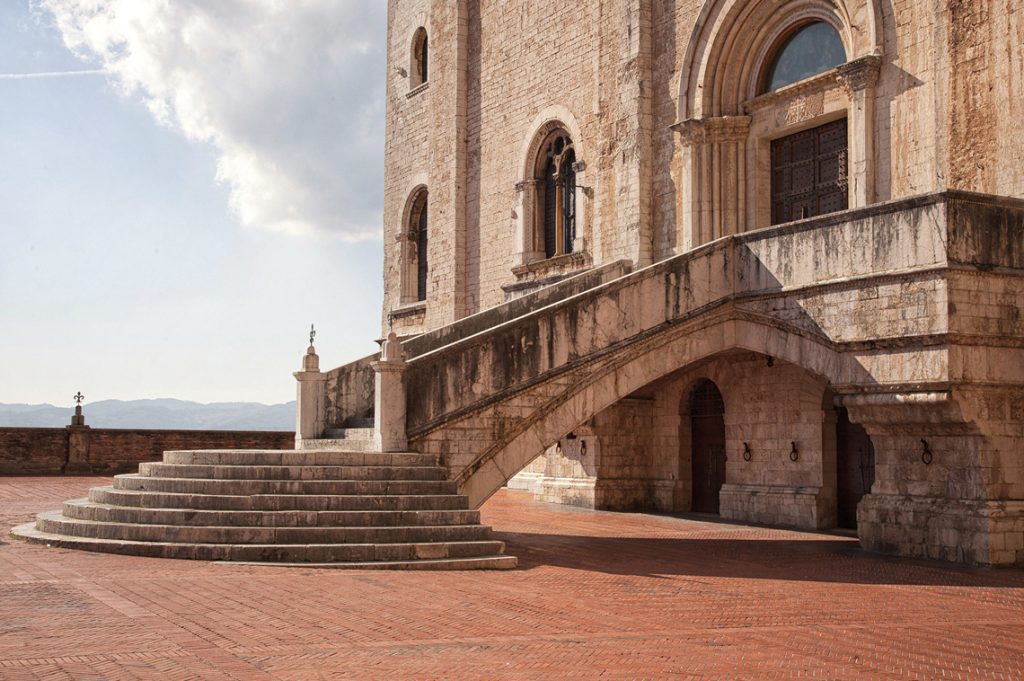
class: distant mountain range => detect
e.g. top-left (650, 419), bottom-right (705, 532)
top-left (0, 399), bottom-right (296, 431)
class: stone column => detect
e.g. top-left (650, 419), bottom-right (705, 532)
top-left (372, 331), bottom-right (408, 453)
top-left (513, 179), bottom-right (542, 266)
top-left (293, 345), bottom-right (326, 449)
top-left (837, 55), bottom-right (882, 209)
top-left (673, 116), bottom-right (751, 249)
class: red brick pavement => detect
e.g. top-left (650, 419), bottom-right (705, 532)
top-left (1, 476), bottom-right (1022, 680)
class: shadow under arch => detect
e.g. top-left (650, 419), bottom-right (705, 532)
top-left (456, 312), bottom-right (869, 507)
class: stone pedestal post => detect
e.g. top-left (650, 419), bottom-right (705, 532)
top-left (65, 425), bottom-right (91, 473)
top-left (65, 404), bottom-right (91, 473)
top-left (293, 345), bottom-right (326, 449)
top-left (372, 332), bottom-right (408, 453)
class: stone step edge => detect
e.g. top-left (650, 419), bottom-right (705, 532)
top-left (65, 499), bottom-right (480, 525)
top-left (90, 486), bottom-right (469, 503)
top-left (34, 510), bottom-right (492, 538)
top-left (146, 464), bottom-right (445, 471)
top-left (11, 522), bottom-right (510, 563)
top-left (115, 473), bottom-right (455, 486)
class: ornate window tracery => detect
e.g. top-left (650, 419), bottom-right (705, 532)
top-left (535, 130), bottom-right (576, 259)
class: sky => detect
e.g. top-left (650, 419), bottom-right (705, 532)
top-left (0, 1), bottom-right (388, 407)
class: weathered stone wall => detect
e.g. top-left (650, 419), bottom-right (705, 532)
top-left (385, 0), bottom-right (653, 334)
top-left (944, 0), bottom-right (1024, 198)
top-left (0, 427), bottom-right (294, 476)
top-left (385, 0), bottom-right (1015, 323)
top-left (404, 193), bottom-right (1023, 565)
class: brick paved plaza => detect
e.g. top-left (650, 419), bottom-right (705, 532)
top-left (2, 477), bottom-right (1022, 680)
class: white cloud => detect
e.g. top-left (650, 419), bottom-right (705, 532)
top-left (0, 69), bottom-right (104, 78)
top-left (39, 0), bottom-right (386, 239)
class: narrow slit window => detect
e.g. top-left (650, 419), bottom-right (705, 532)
top-left (411, 28), bottom-right (428, 88)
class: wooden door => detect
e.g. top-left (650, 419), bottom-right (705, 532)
top-left (690, 380), bottom-right (726, 514)
top-left (836, 407), bottom-right (875, 529)
top-left (771, 118), bottom-right (848, 225)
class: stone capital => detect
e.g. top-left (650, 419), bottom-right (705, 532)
top-left (836, 55), bottom-right (882, 95)
top-left (672, 116), bottom-right (751, 145)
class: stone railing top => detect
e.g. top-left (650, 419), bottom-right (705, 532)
top-left (402, 191), bottom-right (1024, 433)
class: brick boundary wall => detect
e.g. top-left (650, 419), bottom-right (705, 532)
top-left (0, 427), bottom-right (295, 476)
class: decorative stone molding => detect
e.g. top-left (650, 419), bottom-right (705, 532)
top-left (836, 55), bottom-right (882, 95)
top-left (744, 69), bottom-right (843, 114)
top-left (390, 301), bottom-right (427, 321)
top-left (510, 251), bottom-right (590, 280)
top-left (672, 116), bottom-right (751, 145)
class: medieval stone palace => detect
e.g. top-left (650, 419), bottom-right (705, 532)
top-left (17, 0), bottom-right (1023, 568)
top-left (368, 0), bottom-right (1024, 566)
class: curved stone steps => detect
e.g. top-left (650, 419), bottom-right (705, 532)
top-left (113, 474), bottom-right (458, 496)
top-left (12, 447), bottom-right (516, 570)
top-left (138, 462), bottom-right (447, 481)
top-left (35, 512), bottom-right (493, 545)
top-left (62, 499), bottom-right (481, 528)
top-left (88, 487), bottom-right (470, 512)
top-left (162, 449), bottom-right (436, 467)
top-left (13, 521), bottom-right (512, 564)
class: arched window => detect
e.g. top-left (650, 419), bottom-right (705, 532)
top-left (411, 27), bottom-right (428, 88)
top-left (761, 22), bottom-right (846, 93)
top-left (405, 189), bottom-right (428, 302)
top-left (535, 130), bottom-right (576, 259)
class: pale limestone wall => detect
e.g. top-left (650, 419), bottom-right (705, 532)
top-left (944, 0), bottom-right (1024, 198)
top-left (385, 1), bottom-right (1023, 324)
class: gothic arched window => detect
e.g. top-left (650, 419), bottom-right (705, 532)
top-left (762, 21), bottom-right (846, 93)
top-left (404, 189), bottom-right (428, 302)
top-left (535, 130), bottom-right (576, 258)
top-left (411, 27), bottom-right (428, 88)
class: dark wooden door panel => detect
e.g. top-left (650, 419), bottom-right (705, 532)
top-left (771, 118), bottom-right (848, 225)
top-left (836, 407), bottom-right (875, 529)
top-left (690, 380), bottom-right (726, 515)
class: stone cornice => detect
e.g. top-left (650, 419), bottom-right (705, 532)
top-left (743, 68), bottom-right (842, 114)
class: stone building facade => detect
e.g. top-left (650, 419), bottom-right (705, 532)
top-left (350, 0), bottom-right (1024, 566)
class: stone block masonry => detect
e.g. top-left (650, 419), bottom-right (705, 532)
top-left (0, 427), bottom-right (294, 476)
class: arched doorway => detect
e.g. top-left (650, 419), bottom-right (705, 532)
top-left (690, 379), bottom-right (726, 514)
top-left (835, 406), bottom-right (875, 529)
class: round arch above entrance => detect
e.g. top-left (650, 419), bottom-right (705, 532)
top-left (677, 0), bottom-right (883, 121)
